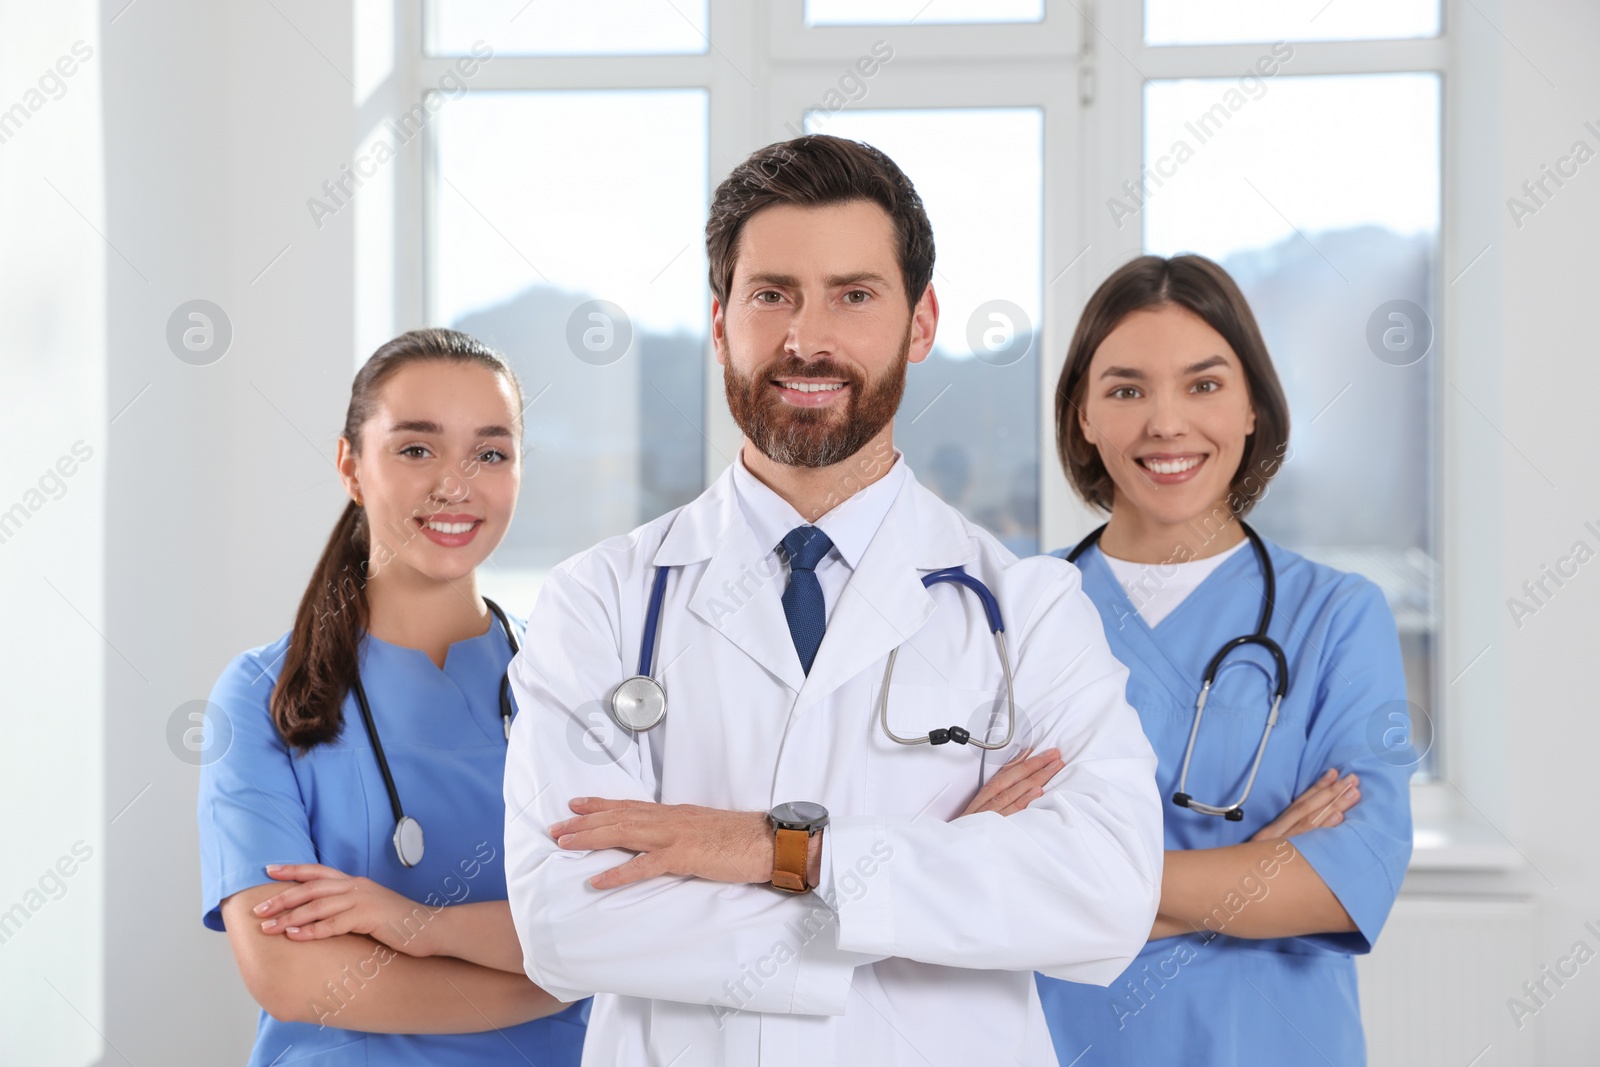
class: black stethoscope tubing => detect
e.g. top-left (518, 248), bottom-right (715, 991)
top-left (350, 597), bottom-right (519, 866)
top-left (1066, 521), bottom-right (1288, 821)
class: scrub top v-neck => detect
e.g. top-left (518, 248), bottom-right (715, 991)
top-left (1037, 536), bottom-right (1413, 1067)
top-left (199, 621), bottom-right (590, 1066)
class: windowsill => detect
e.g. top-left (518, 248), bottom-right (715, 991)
top-left (1404, 780), bottom-right (1524, 877)
top-left (1409, 819), bottom-right (1522, 872)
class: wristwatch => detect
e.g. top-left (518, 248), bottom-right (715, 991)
top-left (767, 801), bottom-right (828, 893)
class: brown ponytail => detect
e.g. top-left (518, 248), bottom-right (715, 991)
top-left (270, 328), bottom-right (523, 750)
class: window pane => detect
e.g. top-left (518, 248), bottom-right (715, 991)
top-left (1145, 0), bottom-right (1440, 45)
top-left (806, 108), bottom-right (1043, 556)
top-left (430, 90), bottom-right (708, 581)
top-left (806, 0), bottom-right (1042, 26)
top-left (427, 0), bottom-right (708, 56)
top-left (1143, 73), bottom-right (1441, 770)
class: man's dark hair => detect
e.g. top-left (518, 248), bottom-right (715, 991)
top-left (706, 134), bottom-right (935, 310)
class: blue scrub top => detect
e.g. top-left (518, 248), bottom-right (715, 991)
top-left (197, 621), bottom-right (590, 1066)
top-left (1037, 537), bottom-right (1413, 1067)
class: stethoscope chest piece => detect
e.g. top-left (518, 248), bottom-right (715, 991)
top-left (608, 565), bottom-right (674, 732)
top-left (393, 814), bottom-right (425, 868)
top-left (611, 675), bottom-right (666, 731)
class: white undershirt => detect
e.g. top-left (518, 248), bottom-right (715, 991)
top-left (1101, 539), bottom-right (1250, 628)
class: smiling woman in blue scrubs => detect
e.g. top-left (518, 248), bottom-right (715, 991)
top-left (1037, 256), bottom-right (1413, 1066)
top-left (197, 329), bottom-right (589, 1065)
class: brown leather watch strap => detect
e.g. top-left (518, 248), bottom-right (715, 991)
top-left (771, 826), bottom-right (811, 893)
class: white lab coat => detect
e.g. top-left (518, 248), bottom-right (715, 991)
top-left (504, 463), bottom-right (1163, 1067)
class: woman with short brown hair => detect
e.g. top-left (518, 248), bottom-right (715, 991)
top-left (1037, 255), bottom-right (1413, 1066)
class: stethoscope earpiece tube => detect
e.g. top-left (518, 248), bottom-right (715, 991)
top-left (877, 568), bottom-right (1016, 751)
top-left (483, 597), bottom-right (520, 739)
top-left (636, 566), bottom-right (671, 678)
top-left (351, 598), bottom-right (520, 868)
top-left (350, 661), bottom-right (409, 852)
top-left (1067, 521), bottom-right (1289, 821)
top-left (616, 562), bottom-right (1017, 752)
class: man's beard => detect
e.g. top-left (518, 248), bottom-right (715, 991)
top-left (723, 326), bottom-right (911, 470)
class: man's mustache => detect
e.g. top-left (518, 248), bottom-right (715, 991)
top-left (754, 359), bottom-right (861, 385)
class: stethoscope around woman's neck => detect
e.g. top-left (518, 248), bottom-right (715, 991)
top-left (1066, 521), bottom-right (1288, 822)
top-left (349, 598), bottom-right (519, 867)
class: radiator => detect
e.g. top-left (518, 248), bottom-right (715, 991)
top-left (1358, 897), bottom-right (1540, 1066)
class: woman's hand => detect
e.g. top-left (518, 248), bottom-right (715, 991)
top-left (961, 747), bottom-right (1064, 817)
top-left (1249, 768), bottom-right (1360, 841)
top-left (253, 863), bottom-right (439, 957)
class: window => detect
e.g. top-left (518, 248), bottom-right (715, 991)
top-left (806, 107), bottom-right (1045, 555)
top-left (399, 4), bottom-right (1450, 776)
top-left (407, 0), bottom-right (1079, 599)
top-left (1142, 72), bottom-right (1441, 760)
top-left (1144, 0), bottom-right (1440, 46)
top-left (409, 6), bottom-right (727, 607)
top-left (1101, 11), bottom-right (1448, 773)
top-left (805, 0), bottom-right (1043, 26)
top-left (428, 89), bottom-right (709, 575)
top-left (2, 5), bottom-right (106, 1057)
top-left (425, 0), bottom-right (709, 56)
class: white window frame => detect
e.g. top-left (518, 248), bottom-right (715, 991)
top-left (390, 0), bottom-right (1092, 544)
top-left (383, 0), bottom-right (1508, 869)
top-left (769, 0), bottom-right (1078, 61)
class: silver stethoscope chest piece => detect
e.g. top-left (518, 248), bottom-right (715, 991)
top-left (392, 814), bottom-right (425, 868)
top-left (608, 565), bottom-right (674, 731)
top-left (611, 675), bottom-right (667, 731)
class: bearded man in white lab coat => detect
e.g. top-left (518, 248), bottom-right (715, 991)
top-left (503, 134), bottom-right (1163, 1066)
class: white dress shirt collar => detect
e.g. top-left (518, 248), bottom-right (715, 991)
top-left (731, 445), bottom-right (908, 570)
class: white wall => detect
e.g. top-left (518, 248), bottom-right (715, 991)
top-left (0, 0), bottom-right (1591, 1062)
top-left (1487, 0), bottom-right (1600, 1059)
top-left (96, 0), bottom-right (360, 1061)
top-left (1340, 6), bottom-right (1600, 1063)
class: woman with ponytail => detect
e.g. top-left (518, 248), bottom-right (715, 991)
top-left (197, 329), bottom-right (589, 1065)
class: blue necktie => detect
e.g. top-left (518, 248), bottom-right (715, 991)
top-left (781, 525), bottom-right (834, 675)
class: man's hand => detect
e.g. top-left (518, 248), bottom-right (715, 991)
top-left (551, 798), bottom-right (775, 890)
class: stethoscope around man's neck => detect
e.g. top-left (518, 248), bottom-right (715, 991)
top-left (349, 598), bottom-right (519, 867)
top-left (608, 558), bottom-right (1019, 752)
top-left (1066, 521), bottom-right (1288, 822)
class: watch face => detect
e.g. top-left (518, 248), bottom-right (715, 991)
top-left (770, 801), bottom-right (829, 830)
